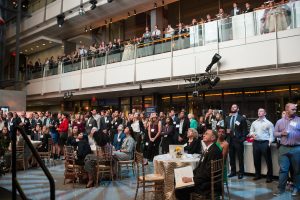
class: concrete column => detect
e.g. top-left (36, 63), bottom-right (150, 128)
top-left (150, 7), bottom-right (165, 32)
top-left (63, 41), bottom-right (76, 55)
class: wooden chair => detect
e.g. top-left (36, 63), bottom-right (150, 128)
top-left (95, 144), bottom-right (114, 186)
top-left (10, 144), bottom-right (26, 171)
top-left (38, 138), bottom-right (55, 166)
top-left (116, 146), bottom-right (136, 179)
top-left (134, 152), bottom-right (164, 200)
top-left (191, 158), bottom-right (225, 200)
top-left (63, 146), bottom-right (83, 187)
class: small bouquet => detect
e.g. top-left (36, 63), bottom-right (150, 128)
top-left (174, 146), bottom-right (183, 158)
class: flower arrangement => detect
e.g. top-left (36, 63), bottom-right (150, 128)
top-left (174, 146), bottom-right (183, 158)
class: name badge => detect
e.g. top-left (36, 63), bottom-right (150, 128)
top-left (40, 135), bottom-right (44, 139)
top-left (290, 121), bottom-right (297, 127)
top-left (173, 122), bottom-right (176, 125)
top-left (235, 121), bottom-right (240, 126)
top-left (115, 122), bottom-right (118, 125)
top-left (25, 120), bottom-right (28, 123)
top-left (176, 125), bottom-right (180, 128)
top-left (105, 120), bottom-right (109, 123)
top-left (151, 129), bottom-right (155, 132)
top-left (117, 138), bottom-right (121, 142)
top-left (77, 122), bottom-right (80, 124)
top-left (10, 122), bottom-right (13, 126)
top-left (164, 135), bottom-right (167, 138)
top-left (111, 121), bottom-right (114, 124)
top-left (145, 142), bottom-right (149, 146)
top-left (89, 124), bottom-right (92, 127)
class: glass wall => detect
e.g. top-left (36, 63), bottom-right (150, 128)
top-left (132, 96), bottom-right (142, 113)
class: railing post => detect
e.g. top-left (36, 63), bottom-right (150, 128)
top-left (11, 128), bottom-right (17, 200)
top-left (104, 53), bottom-right (108, 87)
top-left (170, 36), bottom-right (174, 81)
top-left (59, 61), bottom-right (62, 93)
top-left (133, 44), bottom-right (137, 84)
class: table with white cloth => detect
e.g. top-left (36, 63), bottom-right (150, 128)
top-left (153, 154), bottom-right (200, 200)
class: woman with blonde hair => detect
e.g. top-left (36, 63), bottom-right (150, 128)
top-left (184, 128), bottom-right (201, 154)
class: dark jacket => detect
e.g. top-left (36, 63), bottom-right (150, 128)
top-left (38, 133), bottom-right (52, 152)
top-left (224, 114), bottom-right (248, 143)
top-left (230, 7), bottom-right (241, 16)
top-left (19, 117), bottom-right (31, 135)
top-left (76, 139), bottom-right (91, 165)
top-left (85, 117), bottom-right (97, 134)
top-left (175, 117), bottom-right (190, 144)
top-left (184, 138), bottom-right (201, 154)
top-left (100, 116), bottom-right (112, 131)
top-left (161, 124), bottom-right (175, 153)
top-left (113, 132), bottom-right (126, 151)
top-left (193, 143), bottom-right (222, 194)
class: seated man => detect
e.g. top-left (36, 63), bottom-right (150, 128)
top-left (175, 129), bottom-right (222, 200)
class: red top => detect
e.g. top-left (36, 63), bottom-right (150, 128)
top-left (72, 120), bottom-right (85, 133)
top-left (58, 118), bottom-right (69, 134)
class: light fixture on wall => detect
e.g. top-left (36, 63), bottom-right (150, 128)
top-left (105, 20), bottom-right (108, 25)
top-left (63, 91), bottom-right (74, 100)
top-left (85, 26), bottom-right (88, 32)
top-left (154, 3), bottom-right (157, 8)
top-left (110, 18), bottom-right (112, 24)
top-left (89, 25), bottom-right (93, 31)
top-left (127, 12), bottom-right (131, 18)
top-left (79, 5), bottom-right (85, 15)
top-left (134, 10), bottom-right (137, 15)
top-left (89, 0), bottom-right (97, 10)
top-left (184, 53), bottom-right (222, 93)
top-left (57, 13), bottom-right (65, 27)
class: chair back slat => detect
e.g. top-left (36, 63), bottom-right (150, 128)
top-left (211, 158), bottom-right (224, 200)
top-left (135, 152), bottom-right (145, 181)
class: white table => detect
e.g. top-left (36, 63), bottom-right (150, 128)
top-left (153, 154), bottom-right (200, 200)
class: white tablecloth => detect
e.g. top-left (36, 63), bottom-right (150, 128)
top-left (153, 154), bottom-right (200, 200)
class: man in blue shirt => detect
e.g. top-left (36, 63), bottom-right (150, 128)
top-left (249, 108), bottom-right (274, 183)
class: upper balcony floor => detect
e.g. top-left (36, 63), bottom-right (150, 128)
top-left (25, 1), bottom-right (300, 99)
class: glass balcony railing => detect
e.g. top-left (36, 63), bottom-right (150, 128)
top-left (28, 0), bottom-right (56, 13)
top-left (26, 0), bottom-right (300, 80)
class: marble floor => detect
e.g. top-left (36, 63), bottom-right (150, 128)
top-left (0, 162), bottom-right (298, 200)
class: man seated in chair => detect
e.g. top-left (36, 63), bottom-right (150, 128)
top-left (175, 129), bottom-right (222, 200)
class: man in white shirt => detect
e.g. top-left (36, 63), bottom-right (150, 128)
top-left (230, 2), bottom-right (241, 16)
top-left (152, 25), bottom-right (161, 40)
top-left (249, 108), bottom-right (274, 183)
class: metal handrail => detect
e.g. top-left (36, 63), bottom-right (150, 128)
top-left (11, 126), bottom-right (55, 200)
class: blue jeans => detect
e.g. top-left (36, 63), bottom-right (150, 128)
top-left (278, 145), bottom-right (300, 191)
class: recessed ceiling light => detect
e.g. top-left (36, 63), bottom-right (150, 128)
top-left (61, 45), bottom-right (64, 48)
top-left (80, 41), bottom-right (82, 43)
top-left (31, 48), bottom-right (33, 50)
top-left (36, 46), bottom-right (39, 48)
top-left (25, 49), bottom-right (28, 52)
top-left (20, 52), bottom-right (23, 54)
top-left (49, 41), bottom-right (52, 43)
top-left (42, 43), bottom-right (46, 46)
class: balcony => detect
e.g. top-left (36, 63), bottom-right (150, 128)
top-left (26, 1), bottom-right (300, 97)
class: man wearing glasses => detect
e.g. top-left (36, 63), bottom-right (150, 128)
top-left (274, 103), bottom-right (300, 196)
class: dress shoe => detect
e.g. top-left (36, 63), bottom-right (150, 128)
top-left (266, 178), bottom-right (273, 183)
top-left (292, 188), bottom-right (299, 196)
top-left (253, 176), bottom-right (261, 181)
top-left (238, 174), bottom-right (244, 179)
top-left (273, 189), bottom-right (284, 196)
top-left (228, 173), bottom-right (236, 178)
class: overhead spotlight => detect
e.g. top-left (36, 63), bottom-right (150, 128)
top-left (63, 91), bottom-right (74, 100)
top-left (107, 0), bottom-right (114, 3)
top-left (21, 0), bottom-right (29, 11)
top-left (105, 20), bottom-right (108, 25)
top-left (154, 3), bottom-right (157, 8)
top-left (89, 25), bottom-right (92, 31)
top-left (57, 13), bottom-right (65, 27)
top-left (89, 0), bottom-right (97, 10)
top-left (139, 83), bottom-right (143, 91)
top-left (110, 18), bottom-right (112, 24)
top-left (85, 26), bottom-right (88, 32)
top-left (128, 12), bottom-right (131, 18)
top-left (134, 10), bottom-right (137, 15)
top-left (192, 91), bottom-right (199, 97)
top-left (210, 76), bottom-right (220, 87)
top-left (205, 53), bottom-right (221, 72)
top-left (79, 5), bottom-right (85, 15)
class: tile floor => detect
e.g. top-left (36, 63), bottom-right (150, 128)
top-left (0, 162), bottom-right (298, 200)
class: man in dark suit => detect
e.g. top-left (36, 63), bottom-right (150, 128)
top-left (176, 111), bottom-right (190, 144)
top-left (230, 2), bottom-right (242, 16)
top-left (85, 112), bottom-right (97, 135)
top-left (244, 2), bottom-right (253, 13)
top-left (5, 112), bottom-right (20, 138)
top-left (19, 111), bottom-right (31, 135)
top-left (100, 111), bottom-right (112, 132)
top-left (225, 104), bottom-right (248, 179)
top-left (175, 129), bottom-right (222, 200)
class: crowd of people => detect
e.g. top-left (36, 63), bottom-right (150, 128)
top-left (24, 0), bottom-right (293, 76)
top-left (0, 101), bottom-right (299, 197)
